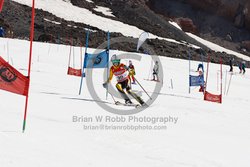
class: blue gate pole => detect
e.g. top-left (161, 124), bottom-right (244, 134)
top-left (188, 51), bottom-right (191, 94)
top-left (201, 51), bottom-right (205, 94)
top-left (106, 31), bottom-right (110, 100)
top-left (79, 29), bottom-right (89, 95)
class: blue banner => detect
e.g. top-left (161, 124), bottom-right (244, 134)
top-left (83, 50), bottom-right (109, 68)
top-left (189, 75), bottom-right (204, 87)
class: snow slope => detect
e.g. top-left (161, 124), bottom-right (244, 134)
top-left (1, 37), bottom-right (250, 167)
top-left (169, 21), bottom-right (250, 61)
top-left (187, 33), bottom-right (250, 61)
top-left (94, 5), bottom-right (115, 17)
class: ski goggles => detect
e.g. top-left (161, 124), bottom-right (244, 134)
top-left (112, 59), bottom-right (120, 65)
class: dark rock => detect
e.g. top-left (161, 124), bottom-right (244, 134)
top-left (147, 0), bottom-right (250, 55)
top-left (241, 41), bottom-right (250, 51)
top-left (226, 34), bottom-right (232, 41)
top-left (38, 34), bottom-right (54, 42)
top-left (234, 3), bottom-right (247, 28)
top-left (175, 17), bottom-right (197, 34)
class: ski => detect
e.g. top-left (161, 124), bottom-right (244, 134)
top-left (114, 101), bottom-right (141, 108)
top-left (114, 101), bottom-right (149, 108)
top-left (144, 79), bottom-right (161, 82)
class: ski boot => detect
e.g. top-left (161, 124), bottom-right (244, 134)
top-left (125, 99), bottom-right (133, 105)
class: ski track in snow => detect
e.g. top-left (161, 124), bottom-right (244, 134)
top-left (0, 37), bottom-right (250, 167)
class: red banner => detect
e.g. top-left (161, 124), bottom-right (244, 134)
top-left (67, 67), bottom-right (82, 77)
top-left (0, 0), bottom-right (4, 12)
top-left (0, 56), bottom-right (29, 96)
top-left (204, 91), bottom-right (222, 103)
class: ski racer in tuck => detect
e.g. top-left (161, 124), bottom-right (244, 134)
top-left (103, 55), bottom-right (146, 106)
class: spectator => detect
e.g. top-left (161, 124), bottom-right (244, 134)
top-left (0, 26), bottom-right (5, 37)
top-left (229, 58), bottom-right (234, 72)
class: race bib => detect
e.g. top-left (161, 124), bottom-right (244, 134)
top-left (116, 71), bottom-right (128, 82)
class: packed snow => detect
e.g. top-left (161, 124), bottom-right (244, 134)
top-left (187, 33), bottom-right (250, 61)
top-left (85, 0), bottom-right (94, 3)
top-left (169, 21), bottom-right (250, 61)
top-left (94, 5), bottom-right (115, 17)
top-left (169, 21), bottom-right (182, 30)
top-left (44, 18), bottom-right (61, 25)
top-left (0, 37), bottom-right (250, 167)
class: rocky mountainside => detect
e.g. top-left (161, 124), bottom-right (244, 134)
top-left (147, 0), bottom-right (250, 55)
top-left (0, 0), bottom-right (249, 67)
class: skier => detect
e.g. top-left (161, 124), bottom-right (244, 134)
top-left (239, 63), bottom-right (242, 73)
top-left (238, 61), bottom-right (246, 74)
top-left (240, 61), bottom-right (246, 74)
top-left (197, 63), bottom-right (204, 72)
top-left (229, 58), bottom-right (234, 72)
top-left (198, 69), bottom-right (205, 92)
top-left (103, 54), bottom-right (146, 106)
top-left (128, 60), bottom-right (136, 84)
top-left (152, 61), bottom-right (159, 81)
top-left (0, 27), bottom-right (5, 37)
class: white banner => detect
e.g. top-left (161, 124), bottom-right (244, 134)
top-left (137, 31), bottom-right (149, 52)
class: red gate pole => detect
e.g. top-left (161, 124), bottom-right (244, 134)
top-left (22, 0), bottom-right (35, 133)
top-left (0, 0), bottom-right (4, 12)
top-left (220, 57), bottom-right (223, 103)
top-left (204, 54), bottom-right (210, 100)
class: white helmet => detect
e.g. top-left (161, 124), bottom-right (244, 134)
top-left (111, 54), bottom-right (120, 65)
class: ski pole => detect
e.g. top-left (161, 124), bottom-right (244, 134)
top-left (217, 71), bottom-right (219, 91)
top-left (147, 60), bottom-right (153, 80)
top-left (134, 77), bottom-right (152, 100)
top-left (171, 78), bottom-right (173, 89)
top-left (104, 83), bottom-right (117, 103)
top-left (224, 70), bottom-right (228, 95)
top-left (109, 92), bottom-right (116, 103)
top-left (226, 73), bottom-right (232, 95)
